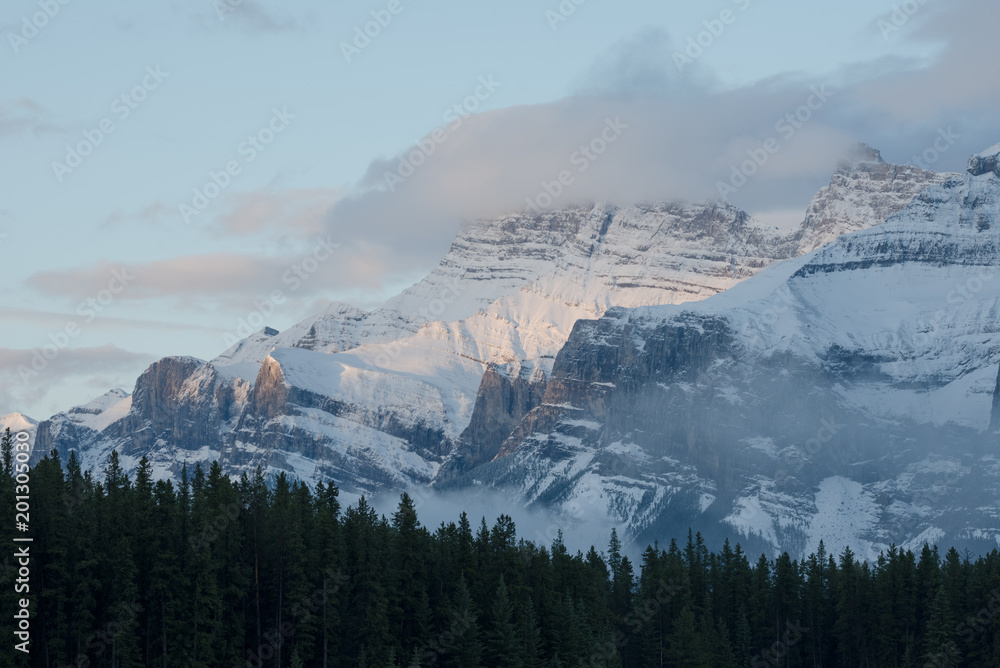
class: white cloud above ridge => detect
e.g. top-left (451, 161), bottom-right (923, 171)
top-left (324, 4), bottom-right (1000, 269)
top-left (21, 1), bottom-right (1000, 328)
top-left (0, 345), bottom-right (156, 421)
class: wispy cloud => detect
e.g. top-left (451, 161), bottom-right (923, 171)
top-left (100, 201), bottom-right (174, 229)
top-left (101, 187), bottom-right (343, 241)
top-left (0, 99), bottom-right (64, 138)
top-left (318, 0), bottom-right (1000, 283)
top-left (0, 345), bottom-right (156, 419)
top-left (214, 187), bottom-right (344, 237)
top-left (854, 0), bottom-right (1000, 123)
top-left (187, 1), bottom-right (310, 34)
top-left (23, 244), bottom-right (399, 304)
top-left (1, 307), bottom-right (220, 334)
top-left (222, 1), bottom-right (304, 33)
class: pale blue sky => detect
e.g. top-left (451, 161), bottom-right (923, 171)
top-left (3, 0), bottom-right (998, 418)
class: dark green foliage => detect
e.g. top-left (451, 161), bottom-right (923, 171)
top-left (485, 577), bottom-right (520, 668)
top-left (4, 454), bottom-right (1000, 667)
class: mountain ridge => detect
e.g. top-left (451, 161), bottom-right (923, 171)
top-left (454, 145), bottom-right (1000, 557)
top-left (24, 146), bottom-right (968, 558)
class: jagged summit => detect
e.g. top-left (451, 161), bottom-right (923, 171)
top-left (1, 413), bottom-right (39, 448)
top-left (68, 388), bottom-right (129, 414)
top-left (1, 412), bottom-right (38, 432)
top-left (796, 151), bottom-right (952, 253)
top-left (968, 141), bottom-right (1000, 177)
top-left (838, 142), bottom-right (884, 169)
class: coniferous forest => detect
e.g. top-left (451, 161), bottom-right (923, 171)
top-left (3, 437), bottom-right (1000, 667)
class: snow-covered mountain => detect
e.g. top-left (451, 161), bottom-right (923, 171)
top-left (456, 142), bottom-right (1000, 559)
top-left (1, 413), bottom-right (38, 449)
top-left (33, 388), bottom-right (131, 462)
top-left (28, 146), bottom-right (955, 550)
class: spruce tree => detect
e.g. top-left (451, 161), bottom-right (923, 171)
top-left (446, 576), bottom-right (483, 668)
top-left (1, 428), bottom-right (13, 477)
top-left (519, 597), bottom-right (542, 668)
top-left (666, 606), bottom-right (710, 668)
top-left (922, 584), bottom-right (960, 666)
top-left (392, 492), bottom-right (428, 657)
top-left (108, 538), bottom-right (143, 668)
top-left (485, 576), bottom-right (521, 668)
top-left (34, 452), bottom-right (71, 666)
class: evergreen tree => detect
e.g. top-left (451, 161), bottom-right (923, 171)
top-left (108, 538), bottom-right (143, 668)
top-left (314, 481), bottom-right (343, 668)
top-left (485, 576), bottom-right (521, 668)
top-left (345, 495), bottom-right (394, 665)
top-left (1, 428), bottom-right (13, 477)
top-left (32, 452), bottom-right (71, 666)
top-left (446, 576), bottom-right (483, 668)
top-left (666, 606), bottom-right (710, 667)
top-left (392, 492), bottom-right (428, 658)
top-left (519, 597), bottom-right (543, 668)
top-left (733, 605), bottom-right (752, 668)
top-left (922, 584), bottom-right (960, 667)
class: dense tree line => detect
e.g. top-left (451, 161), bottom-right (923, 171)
top-left (2, 433), bottom-right (1000, 667)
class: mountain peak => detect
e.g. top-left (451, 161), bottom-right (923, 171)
top-left (968, 141), bottom-right (1000, 177)
top-left (797, 148), bottom-right (950, 254)
top-left (68, 388), bottom-right (130, 415)
top-left (0, 413), bottom-right (39, 446)
top-left (837, 142), bottom-right (884, 170)
top-left (1, 413), bottom-right (38, 429)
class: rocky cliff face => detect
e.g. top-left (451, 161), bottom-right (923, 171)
top-left (991, 365), bottom-right (1000, 431)
top-left (794, 148), bottom-right (950, 252)
top-left (33, 359), bottom-right (251, 479)
top-left (968, 142), bottom-right (1000, 178)
top-left (33, 389), bottom-right (129, 461)
top-left (436, 363), bottom-right (548, 484)
top-left (465, 147), bottom-right (1000, 558)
